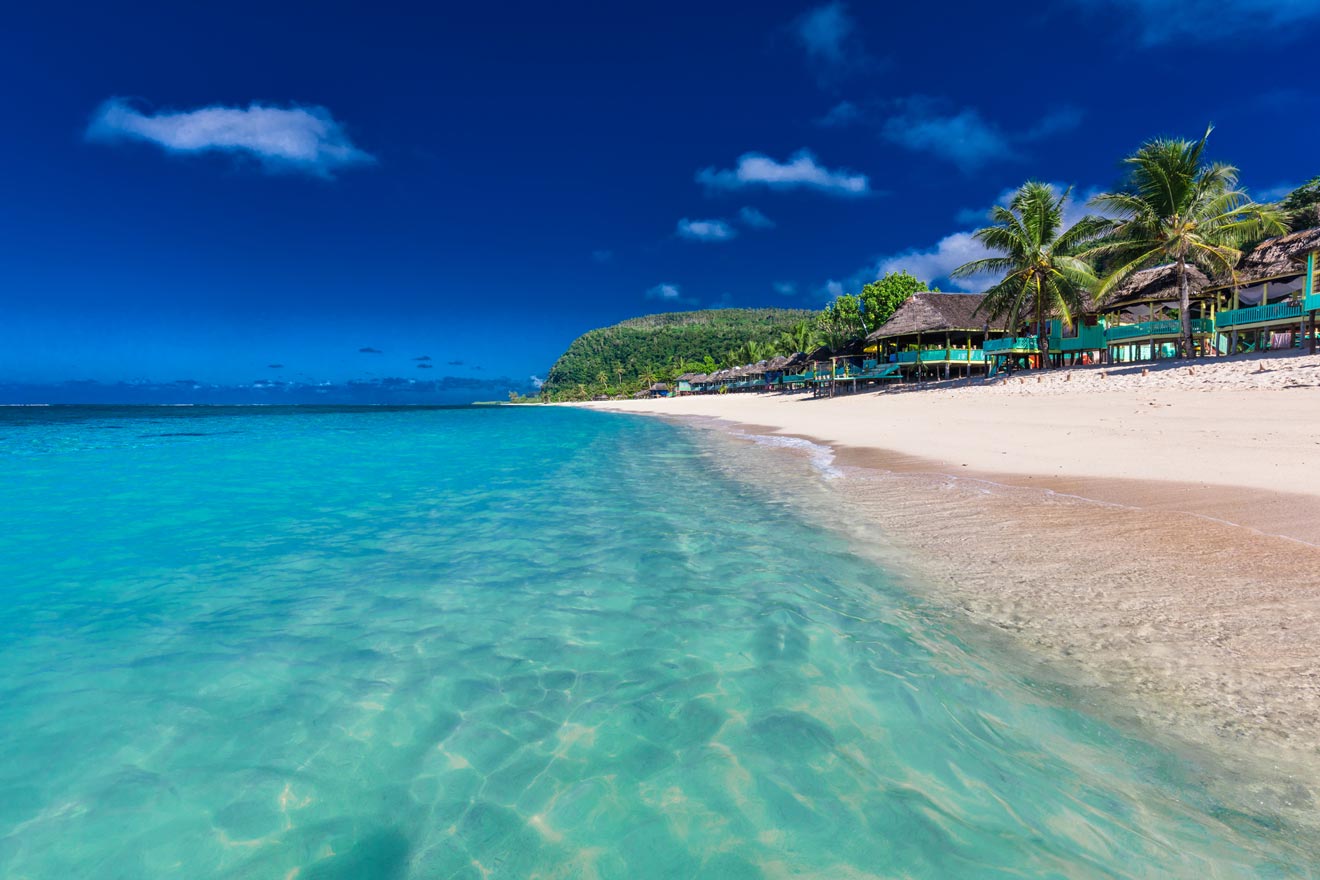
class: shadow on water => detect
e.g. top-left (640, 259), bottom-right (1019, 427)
top-left (302, 829), bottom-right (411, 880)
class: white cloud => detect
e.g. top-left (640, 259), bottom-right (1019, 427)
top-left (867, 232), bottom-right (996, 292)
top-left (882, 98), bottom-right (1082, 172)
top-left (738, 206), bottom-right (775, 229)
top-left (844, 182), bottom-right (1117, 295)
top-left (86, 98), bottom-right (374, 176)
top-left (773, 281), bottom-right (798, 296)
top-left (1024, 107), bottom-right (1085, 140)
top-left (957, 182), bottom-right (1112, 228)
top-left (1257, 182), bottom-right (1298, 203)
top-left (530, 375), bottom-right (545, 389)
top-left (677, 218), bottom-right (737, 242)
top-left (793, 2), bottom-right (869, 80)
top-left (1070, 0), bottom-right (1320, 44)
top-left (815, 100), bottom-right (863, 127)
top-left (881, 100), bottom-right (1011, 171)
top-left (696, 149), bottom-right (869, 196)
top-left (646, 283), bottom-right (695, 305)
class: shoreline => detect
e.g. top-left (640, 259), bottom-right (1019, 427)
top-left (574, 351), bottom-right (1320, 545)
top-left (569, 357), bottom-right (1320, 791)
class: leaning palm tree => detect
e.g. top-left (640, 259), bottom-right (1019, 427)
top-left (953, 182), bottom-right (1104, 356)
top-left (1087, 126), bottom-right (1285, 357)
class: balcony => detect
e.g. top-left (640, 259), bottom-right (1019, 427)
top-left (1105, 318), bottom-right (1214, 343)
top-left (983, 336), bottom-right (1039, 353)
top-left (892, 348), bottom-right (986, 364)
top-left (1214, 302), bottom-right (1303, 329)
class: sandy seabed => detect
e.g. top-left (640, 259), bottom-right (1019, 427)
top-left (572, 350), bottom-right (1320, 812)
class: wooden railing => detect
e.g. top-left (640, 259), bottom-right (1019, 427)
top-left (892, 348), bottom-right (986, 363)
top-left (983, 337), bottom-right (1039, 353)
top-left (1105, 318), bottom-right (1213, 342)
top-left (1214, 303), bottom-right (1303, 329)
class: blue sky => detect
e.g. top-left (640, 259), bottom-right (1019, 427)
top-left (3, 0), bottom-right (1319, 402)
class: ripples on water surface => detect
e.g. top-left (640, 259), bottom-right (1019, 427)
top-left (0, 405), bottom-right (1315, 878)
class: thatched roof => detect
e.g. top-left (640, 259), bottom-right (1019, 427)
top-left (1100, 264), bottom-right (1211, 308)
top-left (650, 382), bottom-right (669, 391)
top-left (1210, 227), bottom-right (1320, 288)
top-left (865, 293), bottom-right (1002, 341)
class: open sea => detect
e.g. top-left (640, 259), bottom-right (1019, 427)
top-left (1, 404), bottom-right (1316, 879)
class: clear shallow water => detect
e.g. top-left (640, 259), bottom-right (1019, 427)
top-left (0, 405), bottom-right (1315, 879)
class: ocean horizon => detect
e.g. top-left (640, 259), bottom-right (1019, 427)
top-left (2, 404), bottom-right (1316, 878)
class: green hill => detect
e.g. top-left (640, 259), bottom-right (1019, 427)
top-left (543, 308), bottom-right (814, 399)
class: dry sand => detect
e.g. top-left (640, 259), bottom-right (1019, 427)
top-left (571, 349), bottom-right (1320, 783)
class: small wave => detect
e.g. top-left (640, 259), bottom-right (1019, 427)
top-left (732, 432), bottom-right (842, 479)
top-left (138, 431), bottom-right (216, 438)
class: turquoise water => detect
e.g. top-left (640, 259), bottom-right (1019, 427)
top-left (0, 405), bottom-right (1315, 878)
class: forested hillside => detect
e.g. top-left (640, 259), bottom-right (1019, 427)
top-left (543, 309), bottom-right (813, 398)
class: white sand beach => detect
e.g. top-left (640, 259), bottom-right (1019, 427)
top-left (584, 350), bottom-right (1320, 544)
top-left (575, 350), bottom-right (1320, 778)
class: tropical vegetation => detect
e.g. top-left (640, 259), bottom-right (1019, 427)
top-left (952, 182), bottom-right (1102, 337)
top-left (542, 309), bottom-right (814, 399)
top-left (544, 127), bottom-right (1314, 399)
top-left (1086, 127), bottom-right (1285, 356)
top-left (542, 272), bottom-right (932, 400)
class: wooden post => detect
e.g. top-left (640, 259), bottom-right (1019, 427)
top-left (1149, 301), bottom-right (1156, 362)
top-left (1308, 253), bottom-right (1317, 354)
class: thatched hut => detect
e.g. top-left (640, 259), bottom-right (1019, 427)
top-left (1095, 264), bottom-right (1219, 362)
top-left (1209, 227), bottom-right (1320, 351)
top-left (865, 293), bottom-right (1005, 378)
top-left (1100, 264), bottom-right (1212, 315)
top-left (1214, 227), bottom-right (1320, 304)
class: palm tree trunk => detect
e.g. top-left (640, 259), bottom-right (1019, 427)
top-left (1178, 256), bottom-right (1192, 358)
top-left (1036, 277), bottom-right (1047, 370)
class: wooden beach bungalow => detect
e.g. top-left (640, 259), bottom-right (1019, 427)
top-left (1045, 316), bottom-right (1109, 366)
top-left (792, 341), bottom-right (895, 396)
top-left (1208, 227), bottom-right (1320, 354)
top-left (1097, 264), bottom-right (1216, 363)
top-left (866, 293), bottom-right (1000, 380)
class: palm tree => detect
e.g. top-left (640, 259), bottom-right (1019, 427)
top-left (778, 321), bottom-right (819, 356)
top-left (1087, 126), bottom-right (1285, 357)
top-left (744, 340), bottom-right (774, 363)
top-left (953, 182), bottom-right (1104, 359)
